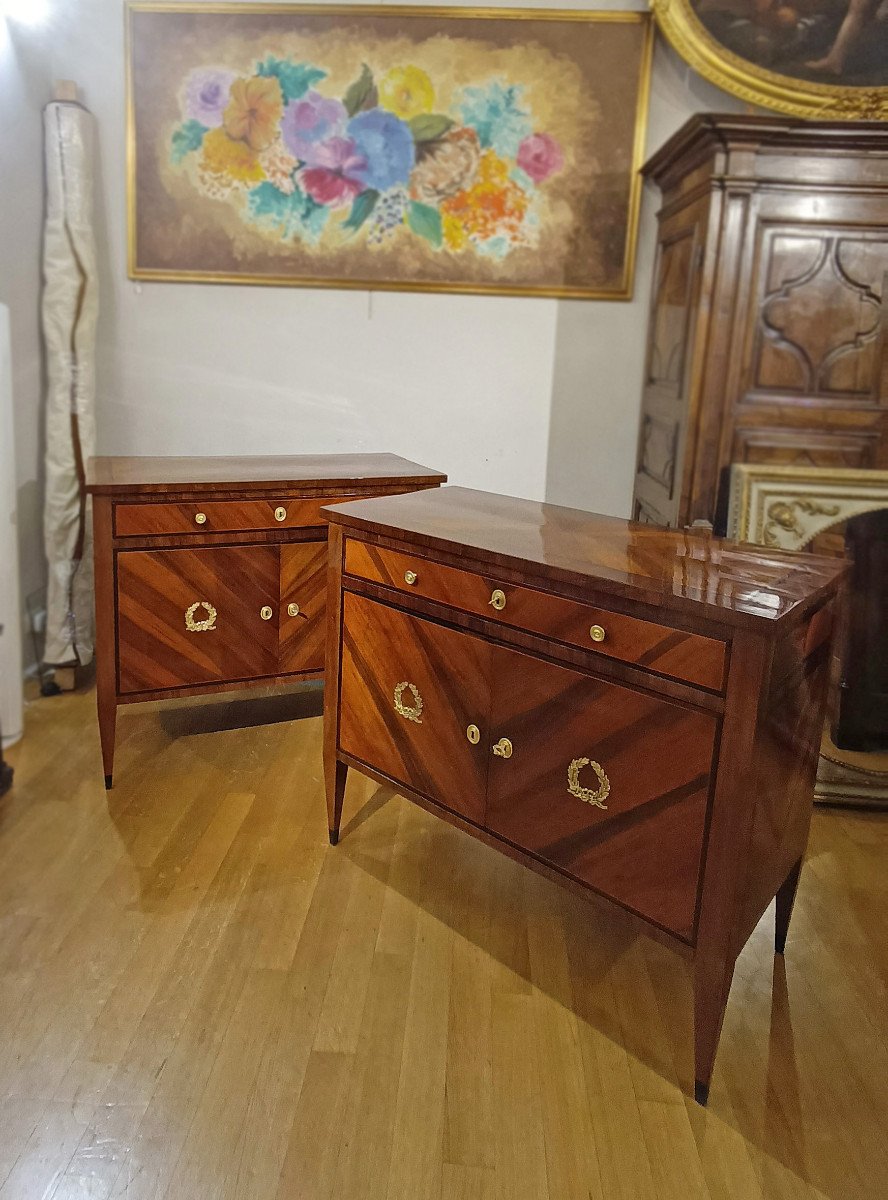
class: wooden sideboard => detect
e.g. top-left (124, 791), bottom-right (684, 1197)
top-left (632, 114), bottom-right (888, 530)
top-left (85, 454), bottom-right (445, 788)
top-left (322, 486), bottom-right (846, 1103)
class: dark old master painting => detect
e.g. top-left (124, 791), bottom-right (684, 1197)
top-left (127, 4), bottom-right (652, 299)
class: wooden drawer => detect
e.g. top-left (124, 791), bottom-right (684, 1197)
top-left (115, 496), bottom-right (353, 537)
top-left (339, 592), bottom-right (491, 825)
top-left (345, 540), bottom-right (728, 692)
top-left (486, 647), bottom-right (718, 940)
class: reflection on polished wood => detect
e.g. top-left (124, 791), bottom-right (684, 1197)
top-left (2, 685), bottom-right (885, 1200)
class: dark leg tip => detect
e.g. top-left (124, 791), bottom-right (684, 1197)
top-left (328, 829), bottom-right (339, 846)
top-left (694, 1081), bottom-right (710, 1107)
top-left (104, 774), bottom-right (113, 791)
top-left (775, 936), bottom-right (787, 956)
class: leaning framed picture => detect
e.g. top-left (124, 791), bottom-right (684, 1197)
top-left (126, 4), bottom-right (653, 299)
top-left (653, 0), bottom-right (888, 119)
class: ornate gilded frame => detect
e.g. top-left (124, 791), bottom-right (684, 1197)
top-left (728, 464), bottom-right (888, 808)
top-left (125, 3), bottom-right (654, 299)
top-left (652, 0), bottom-right (888, 120)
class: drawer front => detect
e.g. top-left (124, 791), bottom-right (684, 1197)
top-left (485, 647), bottom-right (718, 940)
top-left (117, 546), bottom-right (280, 693)
top-left (116, 496), bottom-right (354, 537)
top-left (280, 541), bottom-right (326, 674)
top-left (345, 540), bottom-right (727, 692)
top-left (338, 593), bottom-right (491, 824)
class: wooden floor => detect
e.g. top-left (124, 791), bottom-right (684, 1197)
top-left (1, 684), bottom-right (886, 1200)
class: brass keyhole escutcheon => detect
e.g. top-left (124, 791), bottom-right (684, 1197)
top-left (590, 624), bottom-right (606, 643)
top-left (260, 606), bottom-right (273, 621)
top-left (275, 506), bottom-right (287, 522)
top-left (288, 603), bottom-right (300, 618)
top-left (492, 737), bottom-right (513, 759)
top-left (404, 570), bottom-right (418, 585)
top-left (489, 589), bottom-right (507, 612)
top-left (194, 512), bottom-right (207, 525)
top-left (466, 724), bottom-right (481, 745)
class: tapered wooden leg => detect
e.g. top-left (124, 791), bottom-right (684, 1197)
top-left (775, 858), bottom-right (803, 955)
top-left (97, 690), bottom-right (117, 790)
top-left (326, 758), bottom-right (347, 845)
top-left (693, 952), bottom-right (736, 1105)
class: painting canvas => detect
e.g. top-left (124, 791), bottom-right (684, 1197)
top-left (653, 0), bottom-right (888, 118)
top-left (127, 4), bottom-right (653, 298)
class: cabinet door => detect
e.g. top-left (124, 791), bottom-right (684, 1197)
top-left (280, 541), bottom-right (327, 674)
top-left (338, 593), bottom-right (491, 824)
top-left (485, 647), bottom-right (718, 940)
top-left (117, 546), bottom-right (280, 693)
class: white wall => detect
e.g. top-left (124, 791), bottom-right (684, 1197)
top-left (3, 0), bottom-right (748, 655)
top-left (546, 41), bottom-right (748, 517)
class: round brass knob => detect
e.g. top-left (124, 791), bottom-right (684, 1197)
top-left (260, 606), bottom-right (273, 621)
top-left (492, 737), bottom-right (513, 759)
top-left (287, 603), bottom-right (300, 618)
top-left (194, 512), bottom-right (207, 525)
top-left (466, 724), bottom-right (481, 745)
top-left (404, 570), bottom-right (418, 586)
top-left (274, 506), bottom-right (287, 522)
top-left (489, 589), bottom-right (507, 612)
top-left (590, 624), bottom-right (606, 643)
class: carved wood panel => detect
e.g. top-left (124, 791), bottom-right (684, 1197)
top-left (646, 229), bottom-right (698, 392)
top-left (751, 229), bottom-right (888, 404)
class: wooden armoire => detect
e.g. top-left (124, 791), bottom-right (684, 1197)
top-left (632, 114), bottom-right (888, 530)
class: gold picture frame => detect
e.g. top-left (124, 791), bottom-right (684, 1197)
top-left (126, 3), bottom-right (653, 298)
top-left (652, 0), bottom-right (888, 120)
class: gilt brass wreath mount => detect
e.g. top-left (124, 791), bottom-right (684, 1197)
top-left (393, 681), bottom-right (424, 724)
top-left (185, 601), bottom-right (217, 633)
top-left (567, 757), bottom-right (610, 809)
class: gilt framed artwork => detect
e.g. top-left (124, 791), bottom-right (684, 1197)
top-left (126, 4), bottom-right (653, 298)
top-left (653, 0), bottom-right (888, 119)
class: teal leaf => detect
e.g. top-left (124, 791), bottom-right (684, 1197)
top-left (256, 56), bottom-right (326, 101)
top-left (170, 119), bottom-right (207, 165)
top-left (343, 63), bottom-right (376, 117)
top-left (409, 114), bottom-right (454, 143)
top-left (342, 189), bottom-right (379, 233)
top-left (407, 201), bottom-right (442, 249)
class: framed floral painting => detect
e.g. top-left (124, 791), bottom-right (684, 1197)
top-left (127, 4), bottom-right (653, 298)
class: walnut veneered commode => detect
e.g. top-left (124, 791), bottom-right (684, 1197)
top-left (322, 485), bottom-right (847, 1106)
top-left (86, 453), bottom-right (445, 789)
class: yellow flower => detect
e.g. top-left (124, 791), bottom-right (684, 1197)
top-left (201, 126), bottom-right (266, 184)
top-left (223, 76), bottom-right (283, 151)
top-left (378, 66), bottom-right (435, 120)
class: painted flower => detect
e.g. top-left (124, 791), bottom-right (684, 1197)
top-left (259, 139), bottom-right (299, 194)
top-left (410, 127), bottom-right (480, 204)
top-left (223, 76), bottom-right (283, 151)
top-left (347, 108), bottom-right (416, 193)
top-left (184, 67), bottom-right (235, 128)
top-left (440, 149), bottom-right (529, 251)
top-left (281, 91), bottom-right (348, 165)
top-left (517, 133), bottom-right (564, 184)
top-left (367, 187), bottom-right (410, 245)
top-left (300, 137), bottom-right (367, 207)
top-left (200, 126), bottom-right (265, 184)
top-left (378, 65), bottom-right (435, 120)
top-left (457, 82), bottom-right (532, 158)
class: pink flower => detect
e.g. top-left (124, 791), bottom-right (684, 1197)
top-left (300, 137), bottom-right (366, 207)
top-left (517, 133), bottom-right (563, 184)
top-left (281, 91), bottom-right (348, 165)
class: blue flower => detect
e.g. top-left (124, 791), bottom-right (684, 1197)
top-left (346, 109), bottom-right (415, 193)
top-left (457, 82), bottom-right (532, 158)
